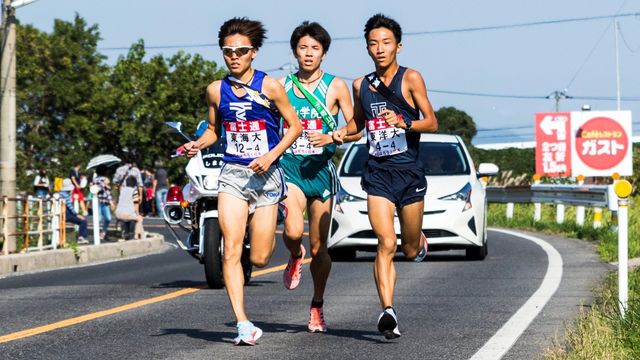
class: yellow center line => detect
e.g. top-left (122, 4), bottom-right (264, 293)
top-left (0, 258), bottom-right (311, 344)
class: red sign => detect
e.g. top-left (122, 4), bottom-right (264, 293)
top-left (571, 111), bottom-right (633, 176)
top-left (535, 112), bottom-right (571, 177)
top-left (574, 117), bottom-right (628, 170)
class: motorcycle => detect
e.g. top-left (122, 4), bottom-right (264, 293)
top-left (162, 121), bottom-right (287, 289)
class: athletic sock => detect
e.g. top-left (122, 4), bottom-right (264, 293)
top-left (311, 299), bottom-right (324, 308)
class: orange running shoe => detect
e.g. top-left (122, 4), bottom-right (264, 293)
top-left (283, 244), bottom-right (306, 290)
top-left (308, 306), bottom-right (327, 333)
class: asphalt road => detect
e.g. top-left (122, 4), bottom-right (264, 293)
top-left (0, 218), bottom-right (609, 360)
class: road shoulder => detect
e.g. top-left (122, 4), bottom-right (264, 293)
top-left (0, 233), bottom-right (168, 277)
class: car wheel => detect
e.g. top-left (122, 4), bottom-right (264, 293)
top-left (328, 248), bottom-right (356, 261)
top-left (466, 233), bottom-right (488, 261)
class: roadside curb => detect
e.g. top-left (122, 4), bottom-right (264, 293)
top-left (0, 233), bottom-right (168, 276)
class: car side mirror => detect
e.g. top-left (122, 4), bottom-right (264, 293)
top-left (477, 163), bottom-right (499, 177)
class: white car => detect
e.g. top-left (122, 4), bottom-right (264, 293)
top-left (329, 133), bottom-right (499, 261)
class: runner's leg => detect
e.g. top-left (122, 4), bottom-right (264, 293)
top-left (398, 200), bottom-right (425, 259)
top-left (218, 192), bottom-right (250, 322)
top-left (368, 195), bottom-right (397, 308)
top-left (307, 196), bottom-right (332, 302)
top-left (282, 184), bottom-right (307, 257)
top-left (248, 202), bottom-right (279, 268)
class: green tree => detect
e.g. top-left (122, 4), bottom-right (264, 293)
top-left (104, 42), bottom-right (226, 183)
top-left (16, 15), bottom-right (108, 188)
top-left (16, 15), bottom-right (227, 191)
top-left (435, 106), bottom-right (477, 145)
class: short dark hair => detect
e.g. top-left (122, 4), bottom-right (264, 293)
top-left (364, 14), bottom-right (402, 43)
top-left (218, 17), bottom-right (267, 49)
top-left (125, 175), bottom-right (136, 188)
top-left (290, 21), bottom-right (331, 53)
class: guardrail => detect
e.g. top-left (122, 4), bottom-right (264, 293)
top-left (486, 184), bottom-right (612, 228)
top-left (1, 196), bottom-right (65, 255)
top-left (487, 184), bottom-right (610, 207)
top-left (488, 180), bottom-right (635, 318)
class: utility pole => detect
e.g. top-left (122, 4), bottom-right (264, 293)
top-left (1, 0), bottom-right (16, 252)
top-left (547, 90), bottom-right (572, 112)
top-left (614, 20), bottom-right (621, 111)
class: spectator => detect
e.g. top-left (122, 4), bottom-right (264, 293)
top-left (113, 158), bottom-right (143, 201)
top-left (141, 169), bottom-right (154, 216)
top-left (152, 164), bottom-right (169, 216)
top-left (60, 178), bottom-right (88, 244)
top-left (70, 161), bottom-right (88, 215)
top-left (93, 168), bottom-right (115, 241)
top-left (33, 168), bottom-right (51, 198)
top-left (115, 175), bottom-right (144, 240)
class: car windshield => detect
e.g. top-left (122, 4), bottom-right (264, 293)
top-left (340, 142), bottom-right (470, 176)
top-left (201, 140), bottom-right (225, 169)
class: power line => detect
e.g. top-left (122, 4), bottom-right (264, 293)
top-left (97, 12), bottom-right (640, 51)
top-left (476, 120), bottom-right (640, 135)
top-left (476, 125), bottom-right (531, 132)
top-left (429, 88), bottom-right (640, 101)
top-left (619, 24), bottom-right (640, 52)
top-left (564, 0), bottom-right (630, 90)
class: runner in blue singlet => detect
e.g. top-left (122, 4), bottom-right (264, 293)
top-left (183, 17), bottom-right (302, 346)
top-left (333, 14), bottom-right (438, 340)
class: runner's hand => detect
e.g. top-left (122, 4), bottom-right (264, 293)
top-left (249, 154), bottom-right (274, 175)
top-left (183, 141), bottom-right (199, 158)
top-left (380, 109), bottom-right (403, 128)
top-left (332, 128), bottom-right (347, 145)
top-left (309, 132), bottom-right (332, 148)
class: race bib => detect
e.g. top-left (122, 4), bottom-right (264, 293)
top-left (284, 118), bottom-right (323, 155)
top-left (224, 120), bottom-right (269, 158)
top-left (366, 115), bottom-right (408, 157)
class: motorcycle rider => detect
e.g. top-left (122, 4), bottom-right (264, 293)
top-left (182, 17), bottom-right (301, 345)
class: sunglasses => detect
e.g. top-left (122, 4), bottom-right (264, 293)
top-left (221, 46), bottom-right (254, 57)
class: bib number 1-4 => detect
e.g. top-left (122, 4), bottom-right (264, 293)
top-left (366, 115), bottom-right (408, 157)
top-left (284, 118), bottom-right (323, 155)
top-left (225, 119), bottom-right (269, 158)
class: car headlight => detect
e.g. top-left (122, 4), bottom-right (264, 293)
top-left (203, 174), bottom-right (219, 190)
top-left (335, 187), bottom-right (366, 213)
top-left (439, 182), bottom-right (472, 211)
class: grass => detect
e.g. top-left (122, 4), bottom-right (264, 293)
top-left (488, 198), bottom-right (639, 262)
top-left (487, 197), bottom-right (640, 359)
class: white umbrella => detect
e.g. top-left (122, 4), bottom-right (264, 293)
top-left (86, 154), bottom-right (121, 170)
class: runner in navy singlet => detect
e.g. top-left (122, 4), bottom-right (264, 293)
top-left (183, 17), bottom-right (302, 346)
top-left (333, 14), bottom-right (438, 340)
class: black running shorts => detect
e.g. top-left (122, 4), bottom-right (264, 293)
top-left (360, 162), bottom-right (427, 209)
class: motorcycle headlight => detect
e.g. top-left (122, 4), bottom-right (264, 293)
top-left (203, 174), bottom-right (219, 190)
top-left (439, 183), bottom-right (472, 211)
top-left (335, 187), bottom-right (366, 213)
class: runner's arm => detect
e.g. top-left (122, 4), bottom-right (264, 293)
top-left (248, 76), bottom-right (302, 174)
top-left (403, 69), bottom-right (438, 133)
top-left (333, 78), bottom-right (362, 144)
top-left (333, 77), bottom-right (366, 143)
top-left (185, 81), bottom-right (222, 157)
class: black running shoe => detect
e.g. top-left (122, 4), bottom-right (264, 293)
top-left (377, 307), bottom-right (401, 339)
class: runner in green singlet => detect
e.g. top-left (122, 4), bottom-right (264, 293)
top-left (278, 21), bottom-right (361, 333)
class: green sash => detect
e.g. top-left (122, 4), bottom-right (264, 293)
top-left (289, 74), bottom-right (337, 131)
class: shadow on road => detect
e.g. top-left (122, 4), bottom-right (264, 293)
top-left (153, 328), bottom-right (235, 343)
top-left (251, 321), bottom-right (390, 344)
top-left (154, 322), bottom-right (393, 345)
top-left (334, 252), bottom-right (470, 263)
top-left (152, 280), bottom-right (207, 289)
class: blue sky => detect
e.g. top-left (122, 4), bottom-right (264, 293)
top-left (16, 0), bottom-right (640, 144)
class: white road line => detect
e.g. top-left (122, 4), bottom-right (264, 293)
top-left (469, 228), bottom-right (564, 360)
